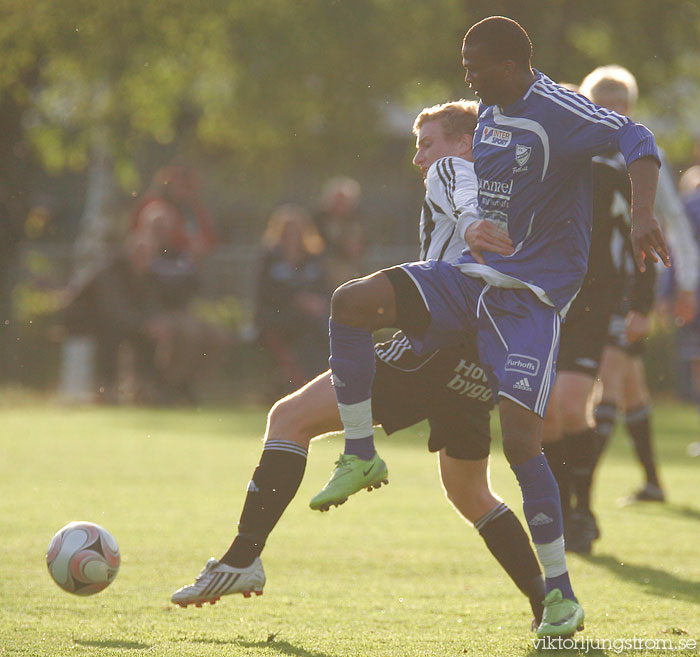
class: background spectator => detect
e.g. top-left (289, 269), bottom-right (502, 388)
top-left (63, 201), bottom-right (227, 405)
top-left (130, 163), bottom-right (216, 259)
top-left (255, 204), bottom-right (330, 399)
top-left (313, 176), bottom-right (367, 290)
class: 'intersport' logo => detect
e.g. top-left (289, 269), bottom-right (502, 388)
top-left (481, 126), bottom-right (512, 147)
top-left (505, 353), bottom-right (540, 376)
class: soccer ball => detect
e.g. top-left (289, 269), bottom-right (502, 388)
top-left (46, 521), bottom-right (120, 595)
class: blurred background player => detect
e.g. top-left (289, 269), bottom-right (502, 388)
top-left (171, 100), bottom-right (547, 628)
top-left (581, 66), bottom-right (699, 504)
top-left (668, 165), bottom-right (700, 457)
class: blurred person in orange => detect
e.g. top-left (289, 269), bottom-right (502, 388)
top-left (130, 163), bottom-right (216, 259)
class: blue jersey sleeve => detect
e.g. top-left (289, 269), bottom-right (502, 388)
top-left (532, 78), bottom-right (660, 167)
top-left (617, 122), bottom-right (660, 167)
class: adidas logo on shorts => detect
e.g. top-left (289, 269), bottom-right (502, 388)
top-left (513, 377), bottom-right (532, 392)
top-left (530, 512), bottom-right (553, 525)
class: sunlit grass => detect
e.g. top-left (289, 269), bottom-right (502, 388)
top-left (0, 400), bottom-right (698, 656)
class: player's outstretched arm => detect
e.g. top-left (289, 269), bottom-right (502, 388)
top-left (628, 156), bottom-right (670, 272)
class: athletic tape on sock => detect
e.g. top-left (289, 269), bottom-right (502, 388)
top-left (337, 399), bottom-right (373, 439)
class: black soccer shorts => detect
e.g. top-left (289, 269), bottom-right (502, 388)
top-left (558, 303), bottom-right (610, 376)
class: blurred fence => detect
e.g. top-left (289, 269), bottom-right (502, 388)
top-left (198, 243), bottom-right (419, 302)
top-left (1, 241), bottom-right (689, 403)
top-left (2, 242), bottom-right (419, 400)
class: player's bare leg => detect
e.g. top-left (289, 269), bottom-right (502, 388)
top-left (439, 450), bottom-right (546, 625)
top-left (266, 371), bottom-right (343, 449)
top-left (172, 373), bottom-right (342, 607)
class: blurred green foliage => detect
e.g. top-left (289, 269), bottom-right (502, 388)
top-left (191, 295), bottom-right (249, 332)
top-left (2, 0), bottom-right (700, 191)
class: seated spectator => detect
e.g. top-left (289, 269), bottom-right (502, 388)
top-left (130, 163), bottom-right (216, 259)
top-left (64, 214), bottom-right (226, 405)
top-left (255, 204), bottom-right (330, 399)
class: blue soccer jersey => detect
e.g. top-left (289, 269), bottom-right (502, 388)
top-left (457, 71), bottom-right (660, 314)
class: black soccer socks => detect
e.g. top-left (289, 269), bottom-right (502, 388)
top-left (221, 440), bottom-right (307, 568)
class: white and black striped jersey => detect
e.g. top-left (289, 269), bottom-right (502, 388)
top-left (378, 156), bottom-right (480, 375)
top-left (573, 152), bottom-right (656, 317)
top-left (419, 156), bottom-right (478, 263)
top-left (655, 149), bottom-right (699, 293)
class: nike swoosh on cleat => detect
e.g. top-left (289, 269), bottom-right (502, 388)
top-left (362, 464), bottom-right (375, 476)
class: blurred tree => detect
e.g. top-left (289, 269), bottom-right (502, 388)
top-left (1, 0), bottom-right (699, 197)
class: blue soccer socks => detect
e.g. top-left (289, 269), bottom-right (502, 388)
top-left (512, 453), bottom-right (576, 602)
top-left (328, 319), bottom-right (376, 460)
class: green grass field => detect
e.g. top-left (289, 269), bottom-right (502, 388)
top-left (1, 399), bottom-right (698, 656)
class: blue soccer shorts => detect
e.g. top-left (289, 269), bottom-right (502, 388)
top-left (396, 259), bottom-right (561, 417)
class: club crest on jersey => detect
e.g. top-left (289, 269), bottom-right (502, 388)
top-left (481, 126), bottom-right (512, 147)
top-left (515, 144), bottom-right (531, 167)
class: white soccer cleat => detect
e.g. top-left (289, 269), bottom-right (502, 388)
top-left (171, 557), bottom-right (265, 607)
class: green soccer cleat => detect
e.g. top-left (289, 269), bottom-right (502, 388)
top-left (536, 589), bottom-right (585, 638)
top-left (310, 453), bottom-right (389, 511)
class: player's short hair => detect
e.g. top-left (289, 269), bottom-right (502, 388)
top-left (679, 165), bottom-right (700, 197)
top-left (579, 65), bottom-right (638, 110)
top-left (463, 16), bottom-right (532, 68)
top-left (412, 100), bottom-right (479, 139)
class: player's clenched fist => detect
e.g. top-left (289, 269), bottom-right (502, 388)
top-left (465, 219), bottom-right (514, 264)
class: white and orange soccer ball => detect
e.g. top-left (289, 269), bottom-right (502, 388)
top-left (46, 521), bottom-right (120, 595)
